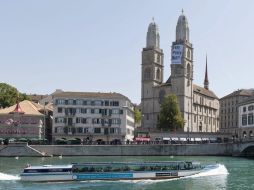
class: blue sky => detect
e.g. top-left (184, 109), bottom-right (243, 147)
top-left (0, 0), bottom-right (253, 103)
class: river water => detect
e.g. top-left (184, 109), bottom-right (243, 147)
top-left (0, 156), bottom-right (252, 190)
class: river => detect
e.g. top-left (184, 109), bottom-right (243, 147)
top-left (0, 156), bottom-right (253, 190)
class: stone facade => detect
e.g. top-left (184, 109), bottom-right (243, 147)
top-left (238, 95), bottom-right (254, 139)
top-left (141, 12), bottom-right (219, 133)
top-left (52, 91), bottom-right (134, 143)
top-left (220, 89), bottom-right (254, 137)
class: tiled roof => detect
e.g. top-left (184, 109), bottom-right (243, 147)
top-left (238, 95), bottom-right (254, 106)
top-left (193, 84), bottom-right (218, 99)
top-left (220, 89), bottom-right (254, 100)
top-left (0, 100), bottom-right (44, 116)
top-left (53, 91), bottom-right (130, 101)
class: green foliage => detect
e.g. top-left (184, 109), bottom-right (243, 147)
top-left (134, 108), bottom-right (141, 124)
top-left (0, 83), bottom-right (30, 108)
top-left (157, 94), bottom-right (184, 131)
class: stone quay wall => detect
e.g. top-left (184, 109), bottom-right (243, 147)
top-left (30, 143), bottom-right (233, 157)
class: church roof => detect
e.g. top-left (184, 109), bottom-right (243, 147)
top-left (0, 100), bottom-right (44, 116)
top-left (166, 76), bottom-right (172, 85)
top-left (193, 84), bottom-right (218, 99)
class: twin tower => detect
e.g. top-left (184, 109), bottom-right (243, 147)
top-left (141, 12), bottom-right (219, 133)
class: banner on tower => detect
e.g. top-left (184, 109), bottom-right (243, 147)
top-left (171, 45), bottom-right (183, 64)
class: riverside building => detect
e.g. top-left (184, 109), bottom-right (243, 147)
top-left (141, 12), bottom-right (219, 132)
top-left (220, 89), bottom-right (254, 137)
top-left (0, 100), bottom-right (46, 142)
top-left (238, 95), bottom-right (254, 139)
top-left (52, 91), bottom-right (134, 144)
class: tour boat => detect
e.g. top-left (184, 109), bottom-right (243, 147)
top-left (20, 161), bottom-right (211, 182)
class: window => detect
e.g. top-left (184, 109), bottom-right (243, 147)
top-left (110, 128), bottom-right (115, 134)
top-left (144, 67), bottom-right (151, 80)
top-left (243, 107), bottom-right (246, 112)
top-left (56, 99), bottom-right (65, 105)
top-left (157, 54), bottom-right (160, 63)
top-left (68, 99), bottom-right (74, 105)
top-left (94, 128), bottom-right (101, 134)
top-left (77, 100), bottom-right (83, 105)
top-left (83, 128), bottom-right (88, 133)
top-left (248, 105), bottom-right (254, 111)
top-left (105, 101), bottom-right (109, 106)
top-left (94, 100), bottom-right (102, 106)
top-left (58, 107), bottom-right (63, 113)
top-left (78, 127), bottom-right (83, 133)
top-left (112, 101), bottom-right (119, 106)
top-left (242, 115), bottom-right (247, 126)
top-left (156, 68), bottom-right (160, 80)
top-left (81, 108), bottom-right (86, 114)
top-left (248, 114), bottom-right (253, 125)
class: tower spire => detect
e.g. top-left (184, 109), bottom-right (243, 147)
top-left (146, 18), bottom-right (160, 48)
top-left (204, 54), bottom-right (209, 90)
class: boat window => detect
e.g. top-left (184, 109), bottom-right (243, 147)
top-left (24, 168), bottom-right (71, 173)
top-left (71, 162), bottom-right (189, 173)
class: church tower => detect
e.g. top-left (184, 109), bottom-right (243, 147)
top-left (170, 11), bottom-right (193, 131)
top-left (141, 19), bottom-right (164, 128)
top-left (204, 55), bottom-right (209, 90)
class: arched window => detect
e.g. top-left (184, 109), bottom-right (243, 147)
top-left (187, 63), bottom-right (191, 86)
top-left (243, 131), bottom-right (247, 138)
top-left (187, 64), bottom-right (191, 79)
top-left (144, 67), bottom-right (151, 80)
top-left (199, 122), bottom-right (202, 132)
top-left (156, 68), bottom-right (160, 80)
top-left (187, 49), bottom-right (191, 59)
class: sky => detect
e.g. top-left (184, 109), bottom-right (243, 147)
top-left (0, 0), bottom-right (254, 104)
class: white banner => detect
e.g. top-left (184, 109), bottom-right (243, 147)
top-left (171, 45), bottom-right (183, 64)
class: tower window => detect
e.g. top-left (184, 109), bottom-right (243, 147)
top-left (156, 68), bottom-right (161, 80)
top-left (157, 55), bottom-right (160, 63)
top-left (187, 49), bottom-right (191, 59)
top-left (144, 67), bottom-right (151, 80)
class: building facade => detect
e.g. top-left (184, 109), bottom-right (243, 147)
top-left (238, 96), bottom-right (254, 139)
top-left (53, 91), bottom-right (134, 144)
top-left (0, 100), bottom-right (45, 141)
top-left (220, 89), bottom-right (254, 137)
top-left (141, 12), bottom-right (219, 132)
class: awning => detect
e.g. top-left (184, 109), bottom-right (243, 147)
top-left (162, 137), bottom-right (171, 141)
top-left (202, 138), bottom-right (209, 141)
top-left (135, 137), bottom-right (150, 141)
top-left (180, 138), bottom-right (187, 141)
top-left (195, 138), bottom-right (202, 141)
top-left (171, 137), bottom-right (179, 141)
top-left (18, 138), bottom-right (28, 142)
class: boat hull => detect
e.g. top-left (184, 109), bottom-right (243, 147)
top-left (20, 170), bottom-right (201, 182)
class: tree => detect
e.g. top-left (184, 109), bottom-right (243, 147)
top-left (134, 107), bottom-right (141, 125)
top-left (157, 94), bottom-right (184, 131)
top-left (0, 83), bottom-right (30, 108)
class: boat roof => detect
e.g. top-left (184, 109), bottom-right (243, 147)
top-left (25, 165), bottom-right (73, 170)
top-left (24, 161), bottom-right (198, 169)
top-left (72, 161), bottom-right (192, 166)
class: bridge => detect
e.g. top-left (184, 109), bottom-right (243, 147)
top-left (232, 139), bottom-right (254, 157)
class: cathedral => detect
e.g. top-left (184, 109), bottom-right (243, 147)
top-left (141, 12), bottom-right (220, 133)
